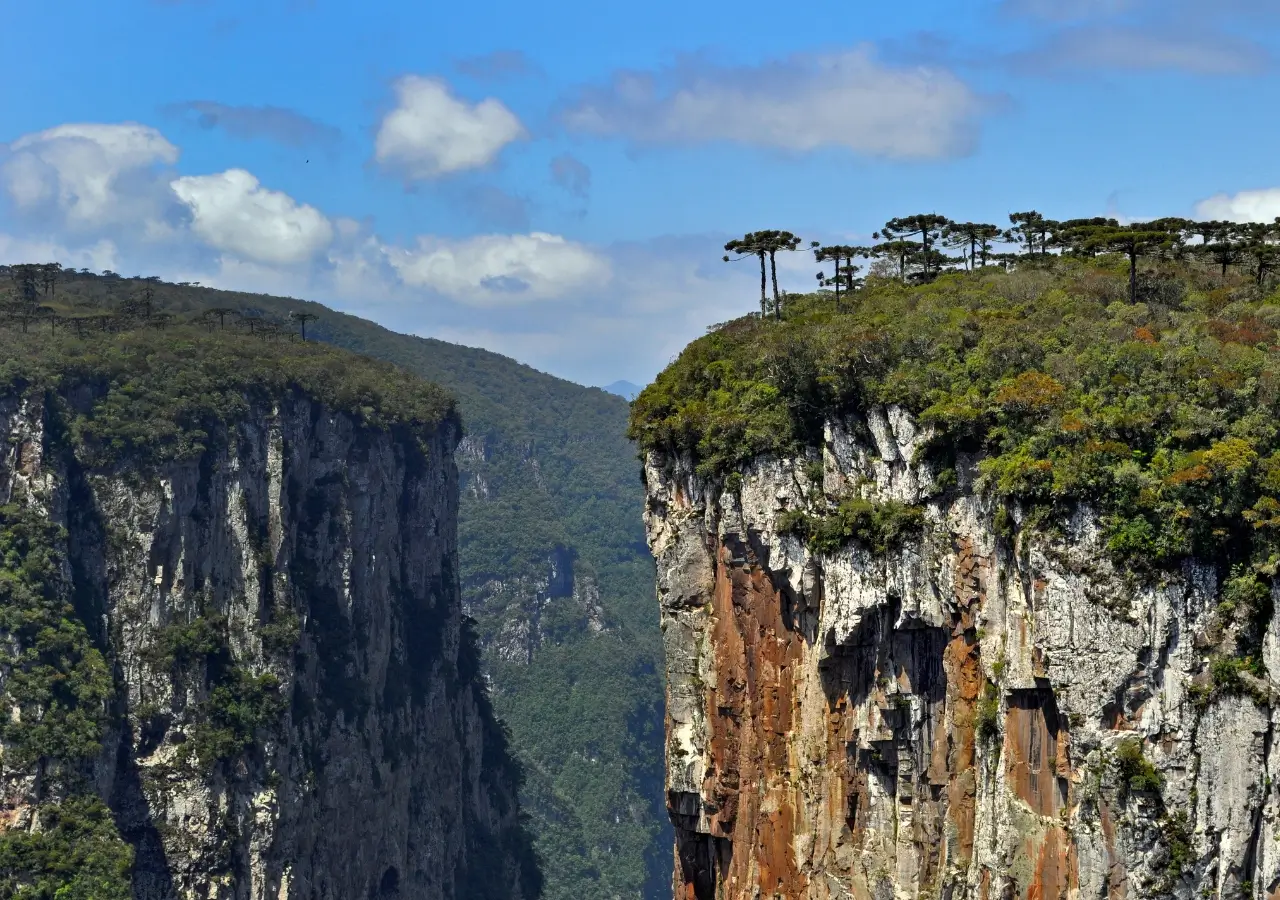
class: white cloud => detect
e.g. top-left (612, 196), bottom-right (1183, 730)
top-left (2, 123), bottom-right (180, 230)
top-left (374, 75), bottom-right (526, 180)
top-left (561, 46), bottom-right (988, 159)
top-left (381, 232), bottom-right (609, 306)
top-left (1196, 188), bottom-right (1280, 223)
top-left (0, 233), bottom-right (120, 272)
top-left (170, 169), bottom-right (334, 266)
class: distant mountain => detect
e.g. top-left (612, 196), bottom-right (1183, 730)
top-left (601, 380), bottom-right (642, 401)
top-left (35, 269), bottom-right (671, 900)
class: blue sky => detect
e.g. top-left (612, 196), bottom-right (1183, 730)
top-left (3, 0), bottom-right (1280, 385)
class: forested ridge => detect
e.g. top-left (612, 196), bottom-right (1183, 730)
top-left (634, 212), bottom-right (1280, 706)
top-left (0, 266), bottom-right (668, 899)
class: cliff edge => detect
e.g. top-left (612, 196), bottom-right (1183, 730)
top-left (0, 329), bottom-right (539, 899)
top-left (631, 265), bottom-right (1280, 899)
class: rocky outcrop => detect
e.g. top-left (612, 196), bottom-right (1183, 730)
top-left (467, 546), bottom-right (607, 666)
top-left (0, 388), bottom-right (537, 899)
top-left (644, 405), bottom-right (1279, 900)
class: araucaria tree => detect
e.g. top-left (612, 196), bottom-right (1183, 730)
top-left (812, 243), bottom-right (870, 308)
top-left (1241, 221), bottom-right (1280, 285)
top-left (724, 233), bottom-right (770, 317)
top-left (1007, 211), bottom-right (1060, 258)
top-left (876, 215), bottom-right (949, 281)
top-left (942, 222), bottom-right (1002, 269)
top-left (758, 230), bottom-right (803, 317)
top-left (1080, 222), bottom-right (1179, 302)
top-left (291, 311), bottom-right (320, 341)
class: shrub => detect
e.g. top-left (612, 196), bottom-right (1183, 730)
top-left (975, 683), bottom-right (1001, 740)
top-left (777, 496), bottom-right (925, 555)
top-left (1115, 736), bottom-right (1164, 795)
top-left (0, 797), bottom-right (133, 899)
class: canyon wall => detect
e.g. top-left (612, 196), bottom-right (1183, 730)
top-left (0, 386), bottom-right (537, 899)
top-left (644, 404), bottom-right (1279, 900)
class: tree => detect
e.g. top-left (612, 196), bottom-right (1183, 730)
top-left (135, 284), bottom-right (155, 319)
top-left (1007, 211), bottom-right (1059, 258)
top-left (756, 230), bottom-right (803, 317)
top-left (206, 307), bottom-right (239, 330)
top-left (40, 263), bottom-right (62, 297)
top-left (724, 233), bottom-right (769, 317)
top-left (10, 264), bottom-right (41, 304)
top-left (812, 243), bottom-right (870, 308)
top-left (1186, 220), bottom-right (1242, 277)
top-left (291, 311), bottom-right (320, 341)
top-left (37, 305), bottom-right (58, 334)
top-left (943, 222), bottom-right (1002, 269)
top-left (876, 215), bottom-right (949, 280)
top-left (1053, 218), bottom-right (1120, 257)
top-left (870, 239), bottom-right (916, 283)
top-left (1240, 221), bottom-right (1280, 286)
top-left (1081, 222), bottom-right (1178, 302)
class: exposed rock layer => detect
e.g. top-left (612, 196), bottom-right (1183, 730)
top-left (0, 388), bottom-right (533, 900)
top-left (644, 405), bottom-right (1280, 900)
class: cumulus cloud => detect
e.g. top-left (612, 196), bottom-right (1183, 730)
top-left (170, 168), bottom-right (334, 265)
top-left (2, 123), bottom-right (180, 231)
top-left (560, 46), bottom-right (988, 160)
top-left (381, 232), bottom-right (609, 306)
top-left (162, 100), bottom-right (341, 147)
top-left (1196, 188), bottom-right (1280, 223)
top-left (1022, 26), bottom-right (1269, 74)
top-left (374, 76), bottom-right (526, 181)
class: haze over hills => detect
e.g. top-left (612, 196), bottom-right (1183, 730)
top-left (12, 266), bottom-right (670, 900)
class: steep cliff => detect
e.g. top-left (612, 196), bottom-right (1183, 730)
top-left (631, 265), bottom-right (1280, 899)
top-left (0, 329), bottom-right (539, 899)
top-left (41, 268), bottom-right (670, 900)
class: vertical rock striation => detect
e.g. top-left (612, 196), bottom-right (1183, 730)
top-left (644, 405), bottom-right (1279, 900)
top-left (0, 384), bottom-right (537, 899)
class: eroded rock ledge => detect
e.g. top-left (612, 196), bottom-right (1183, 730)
top-left (644, 405), bottom-right (1280, 900)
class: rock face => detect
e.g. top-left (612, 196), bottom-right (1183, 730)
top-left (643, 405), bottom-right (1280, 900)
top-left (0, 388), bottom-right (535, 900)
top-left (467, 545), bottom-right (607, 666)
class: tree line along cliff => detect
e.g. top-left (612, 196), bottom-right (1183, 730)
top-left (0, 326), bottom-right (539, 899)
top-left (630, 252), bottom-right (1280, 899)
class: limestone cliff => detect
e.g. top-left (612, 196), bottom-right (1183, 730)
top-left (0, 374), bottom-right (538, 898)
top-left (644, 405), bottom-right (1280, 900)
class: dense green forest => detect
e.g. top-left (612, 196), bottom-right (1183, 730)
top-left (635, 219), bottom-right (1280, 578)
top-left (0, 264), bottom-right (668, 899)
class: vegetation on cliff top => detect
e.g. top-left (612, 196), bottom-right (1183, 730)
top-left (0, 327), bottom-right (456, 467)
top-left (631, 249), bottom-right (1280, 573)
